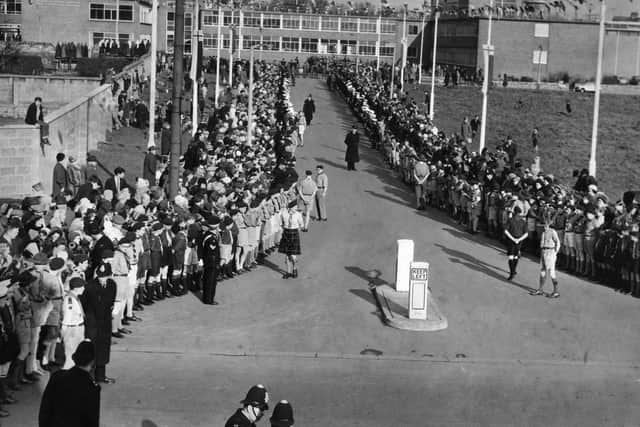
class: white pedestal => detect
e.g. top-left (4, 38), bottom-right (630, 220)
top-left (408, 262), bottom-right (429, 320)
top-left (395, 239), bottom-right (414, 292)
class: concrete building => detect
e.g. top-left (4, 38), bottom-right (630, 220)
top-left (0, 0), bottom-right (154, 45)
top-left (421, 16), bottom-right (640, 81)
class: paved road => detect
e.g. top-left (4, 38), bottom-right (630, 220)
top-left (12, 79), bottom-right (639, 426)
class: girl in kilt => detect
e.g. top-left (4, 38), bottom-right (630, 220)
top-left (279, 200), bottom-right (304, 279)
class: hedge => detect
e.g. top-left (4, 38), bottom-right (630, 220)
top-left (0, 55), bottom-right (44, 75)
top-left (75, 57), bottom-right (132, 77)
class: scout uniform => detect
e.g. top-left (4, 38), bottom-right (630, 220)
top-left (297, 175), bottom-right (317, 230)
top-left (61, 283), bottom-right (85, 369)
top-left (315, 168), bottom-right (328, 221)
top-left (505, 208), bottom-right (527, 280)
top-left (531, 221), bottom-right (561, 298)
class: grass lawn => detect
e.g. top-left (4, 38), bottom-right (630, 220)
top-left (408, 84), bottom-right (640, 198)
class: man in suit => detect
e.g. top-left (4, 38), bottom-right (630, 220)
top-left (302, 94), bottom-right (315, 126)
top-left (25, 96), bottom-right (44, 125)
top-left (143, 146), bottom-right (158, 186)
top-left (38, 341), bottom-right (101, 427)
top-left (52, 152), bottom-right (69, 197)
top-left (104, 167), bottom-right (129, 196)
top-left (344, 125), bottom-right (360, 171)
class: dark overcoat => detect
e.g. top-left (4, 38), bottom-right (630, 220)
top-left (344, 131), bottom-right (360, 164)
top-left (39, 366), bottom-right (100, 427)
top-left (81, 279), bottom-right (116, 366)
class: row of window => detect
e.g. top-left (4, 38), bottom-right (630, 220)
top-left (90, 3), bottom-right (133, 22)
top-left (199, 35), bottom-right (396, 56)
top-left (0, 0), bottom-right (21, 14)
top-left (200, 11), bottom-right (400, 34)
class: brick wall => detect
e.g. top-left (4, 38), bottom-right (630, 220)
top-left (0, 75), bottom-right (101, 107)
top-left (0, 126), bottom-right (41, 197)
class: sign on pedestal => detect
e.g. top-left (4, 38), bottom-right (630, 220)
top-left (408, 262), bottom-right (429, 320)
top-left (395, 239), bottom-right (414, 292)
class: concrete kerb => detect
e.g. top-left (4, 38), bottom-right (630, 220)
top-left (373, 284), bottom-right (448, 332)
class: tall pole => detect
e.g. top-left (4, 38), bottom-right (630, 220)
top-left (169, 0), bottom-right (185, 199)
top-left (148, 0), bottom-right (158, 148)
top-left (247, 45), bottom-right (255, 147)
top-left (589, 0), bottom-right (606, 178)
top-left (115, 0), bottom-right (120, 39)
top-left (429, 0), bottom-right (439, 120)
top-left (400, 3), bottom-right (407, 92)
top-left (418, 5), bottom-right (426, 83)
top-left (237, 8), bottom-right (242, 60)
top-left (191, 0), bottom-right (200, 136)
top-left (376, 14), bottom-right (381, 71)
top-left (215, 4), bottom-right (222, 107)
top-left (389, 44), bottom-right (396, 98)
top-left (478, 0), bottom-right (493, 153)
top-left (535, 44), bottom-right (542, 90)
top-left (228, 8), bottom-right (234, 87)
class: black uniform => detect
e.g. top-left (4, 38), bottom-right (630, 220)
top-left (201, 230), bottom-right (220, 305)
top-left (38, 366), bottom-right (101, 427)
top-left (224, 408), bottom-right (256, 427)
top-left (81, 278), bottom-right (116, 381)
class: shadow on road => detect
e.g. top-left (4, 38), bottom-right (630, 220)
top-left (313, 156), bottom-right (346, 171)
top-left (141, 420), bottom-right (159, 427)
top-left (344, 266), bottom-right (386, 287)
top-left (433, 243), bottom-right (537, 294)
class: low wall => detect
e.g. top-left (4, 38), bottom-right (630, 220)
top-left (0, 74), bottom-right (100, 106)
top-left (0, 53), bottom-right (150, 198)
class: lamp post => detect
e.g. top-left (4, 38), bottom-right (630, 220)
top-left (478, 0), bottom-right (494, 153)
top-left (247, 43), bottom-right (266, 147)
top-left (589, 0), bottom-right (606, 178)
top-left (376, 12), bottom-right (382, 71)
top-left (147, 0), bottom-right (158, 148)
top-left (429, 0), bottom-right (439, 120)
top-left (535, 44), bottom-right (543, 90)
top-left (400, 3), bottom-right (408, 92)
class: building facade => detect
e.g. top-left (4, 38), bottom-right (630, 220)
top-left (422, 17), bottom-right (640, 80)
top-left (0, 0), bottom-right (424, 64)
top-left (158, 4), bottom-right (424, 63)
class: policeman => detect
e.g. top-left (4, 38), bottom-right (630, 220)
top-left (39, 341), bottom-right (101, 427)
top-left (201, 216), bottom-right (220, 306)
top-left (225, 384), bottom-right (270, 427)
top-left (61, 277), bottom-right (86, 370)
top-left (530, 216), bottom-right (561, 298)
top-left (505, 206), bottom-right (528, 280)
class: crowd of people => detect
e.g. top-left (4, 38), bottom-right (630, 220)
top-left (0, 59), bottom-right (318, 424)
top-left (330, 61), bottom-right (639, 299)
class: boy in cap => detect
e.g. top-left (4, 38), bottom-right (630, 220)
top-left (201, 216), bottom-right (221, 305)
top-left (504, 206), bottom-right (527, 280)
top-left (225, 384), bottom-right (270, 427)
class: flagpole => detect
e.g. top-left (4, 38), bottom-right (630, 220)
top-left (215, 3), bottom-right (222, 107)
top-left (228, 8), bottom-right (234, 87)
top-left (478, 0), bottom-right (494, 153)
top-left (429, 0), bottom-right (439, 120)
top-left (400, 3), bottom-right (407, 93)
top-left (191, 0), bottom-right (200, 136)
top-left (390, 44), bottom-right (396, 98)
top-left (376, 12), bottom-right (381, 71)
top-left (418, 3), bottom-right (426, 83)
top-left (147, 0), bottom-right (158, 148)
top-left (589, 0), bottom-right (606, 177)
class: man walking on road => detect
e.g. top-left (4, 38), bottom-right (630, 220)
top-left (531, 216), bottom-right (561, 298)
top-left (296, 171), bottom-right (317, 232)
top-left (315, 165), bottom-right (328, 221)
top-left (344, 125), bottom-right (360, 171)
top-left (302, 94), bottom-right (315, 126)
